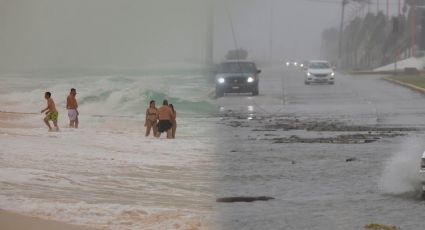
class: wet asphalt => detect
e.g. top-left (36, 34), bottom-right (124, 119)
top-left (212, 67), bottom-right (425, 230)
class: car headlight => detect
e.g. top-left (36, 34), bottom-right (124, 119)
top-left (218, 77), bottom-right (225, 84)
top-left (307, 72), bottom-right (311, 76)
top-left (247, 77), bottom-right (255, 83)
top-left (331, 72), bottom-right (335, 76)
top-left (286, 62), bottom-right (290, 66)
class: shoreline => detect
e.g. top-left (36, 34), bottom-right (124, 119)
top-left (0, 111), bottom-right (39, 129)
top-left (0, 210), bottom-right (97, 230)
top-left (0, 112), bottom-right (96, 230)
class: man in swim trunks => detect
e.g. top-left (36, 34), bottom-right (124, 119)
top-left (144, 100), bottom-right (158, 137)
top-left (155, 100), bottom-right (175, 139)
top-left (41, 92), bottom-right (59, 131)
top-left (66, 88), bottom-right (79, 128)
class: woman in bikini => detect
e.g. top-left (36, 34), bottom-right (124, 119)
top-left (145, 100), bottom-right (158, 137)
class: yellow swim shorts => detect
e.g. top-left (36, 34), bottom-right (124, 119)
top-left (47, 111), bottom-right (59, 121)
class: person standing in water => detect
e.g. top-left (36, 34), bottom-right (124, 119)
top-left (66, 88), bottom-right (79, 128)
top-left (144, 100), bottom-right (158, 137)
top-left (155, 100), bottom-right (174, 139)
top-left (41, 92), bottom-right (59, 132)
top-left (169, 104), bottom-right (177, 139)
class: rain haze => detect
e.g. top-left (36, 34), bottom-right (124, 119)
top-left (0, 0), bottom-right (341, 69)
top-left (2, 1), bottom-right (425, 230)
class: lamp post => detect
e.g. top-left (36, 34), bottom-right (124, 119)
top-left (338, 0), bottom-right (348, 59)
top-left (411, 0), bottom-right (417, 57)
top-left (398, 0), bottom-right (401, 16)
top-left (205, 0), bottom-right (214, 66)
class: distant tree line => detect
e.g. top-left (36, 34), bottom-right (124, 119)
top-left (322, 0), bottom-right (425, 70)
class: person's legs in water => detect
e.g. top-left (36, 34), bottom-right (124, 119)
top-left (152, 121), bottom-right (158, 137)
top-left (51, 112), bottom-right (59, 131)
top-left (155, 122), bottom-right (161, 138)
top-left (68, 109), bottom-right (77, 128)
top-left (53, 120), bottom-right (59, 131)
top-left (172, 122), bottom-right (176, 139)
top-left (75, 115), bottom-right (79, 128)
top-left (146, 120), bottom-right (153, 136)
top-left (44, 116), bottom-right (52, 131)
top-left (155, 131), bottom-right (161, 138)
top-left (166, 128), bottom-right (172, 139)
top-left (69, 120), bottom-right (75, 128)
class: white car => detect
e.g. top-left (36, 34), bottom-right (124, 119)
top-left (304, 60), bottom-right (335, 85)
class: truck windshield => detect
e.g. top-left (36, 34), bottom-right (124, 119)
top-left (219, 62), bottom-right (256, 73)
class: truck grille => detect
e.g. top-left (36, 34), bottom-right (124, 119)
top-left (226, 76), bottom-right (246, 84)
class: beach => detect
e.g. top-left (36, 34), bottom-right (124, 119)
top-left (0, 71), bottom-right (218, 230)
top-left (0, 113), bottom-right (96, 230)
top-left (0, 209), bottom-right (95, 230)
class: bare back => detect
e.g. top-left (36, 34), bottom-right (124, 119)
top-left (157, 106), bottom-right (174, 121)
top-left (67, 95), bottom-right (78, 110)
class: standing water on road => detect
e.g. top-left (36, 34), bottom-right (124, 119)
top-left (3, 0), bottom-right (425, 229)
top-left (213, 67), bottom-right (425, 230)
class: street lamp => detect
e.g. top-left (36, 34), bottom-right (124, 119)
top-left (338, 0), bottom-right (349, 60)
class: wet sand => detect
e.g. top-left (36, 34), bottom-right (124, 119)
top-left (0, 111), bottom-right (38, 129)
top-left (0, 112), bottom-right (95, 230)
top-left (0, 210), bottom-right (96, 230)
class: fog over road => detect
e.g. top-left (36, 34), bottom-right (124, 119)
top-left (213, 67), bottom-right (425, 230)
top-left (217, 67), bottom-right (425, 127)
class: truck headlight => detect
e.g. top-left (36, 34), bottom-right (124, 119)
top-left (247, 77), bottom-right (255, 83)
top-left (218, 77), bottom-right (225, 84)
top-left (331, 72), bottom-right (335, 76)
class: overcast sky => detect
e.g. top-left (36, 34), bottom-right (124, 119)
top-left (0, 0), bottom-right (355, 69)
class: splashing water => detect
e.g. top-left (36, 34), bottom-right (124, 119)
top-left (380, 136), bottom-right (425, 195)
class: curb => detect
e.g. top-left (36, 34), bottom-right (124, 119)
top-left (383, 77), bottom-right (425, 94)
top-left (351, 71), bottom-right (396, 75)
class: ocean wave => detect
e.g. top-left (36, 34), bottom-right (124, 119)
top-left (0, 71), bottom-right (216, 117)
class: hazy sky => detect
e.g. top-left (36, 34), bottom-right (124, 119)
top-left (0, 0), bottom-right (349, 69)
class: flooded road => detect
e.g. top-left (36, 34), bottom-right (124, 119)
top-left (214, 67), bottom-right (425, 229)
top-left (2, 67), bottom-right (425, 229)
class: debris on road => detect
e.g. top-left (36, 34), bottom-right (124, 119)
top-left (216, 196), bottom-right (275, 203)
